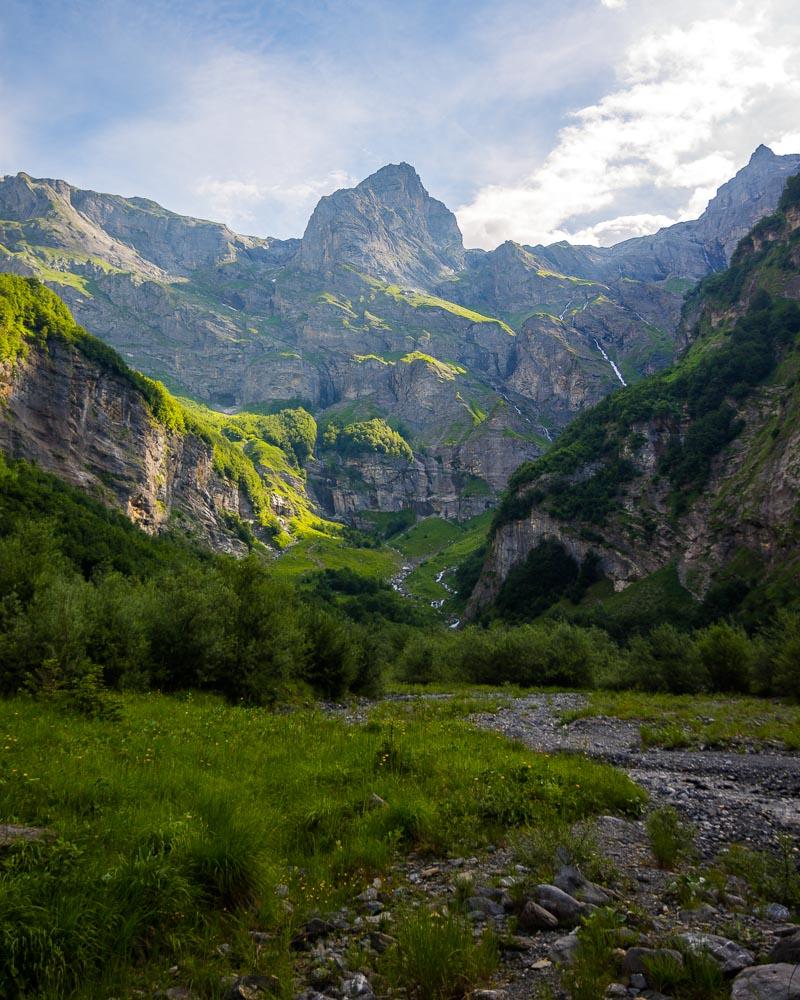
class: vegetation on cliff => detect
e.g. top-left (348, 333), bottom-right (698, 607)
top-left (485, 175), bottom-right (800, 633)
top-left (321, 416), bottom-right (413, 461)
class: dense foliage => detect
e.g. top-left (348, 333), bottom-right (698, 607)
top-left (222, 406), bottom-right (317, 464)
top-left (397, 615), bottom-right (800, 698)
top-left (0, 455), bottom-right (382, 709)
top-left (322, 417), bottom-right (413, 460)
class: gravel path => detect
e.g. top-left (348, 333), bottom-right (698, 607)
top-left (472, 693), bottom-right (800, 856)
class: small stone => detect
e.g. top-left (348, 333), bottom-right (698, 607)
top-left (605, 985), bottom-right (628, 998)
top-left (470, 991), bottom-right (507, 1000)
top-left (369, 931), bottom-right (396, 954)
top-left (629, 973), bottom-right (647, 990)
top-left (501, 935), bottom-right (535, 952)
top-left (765, 902), bottom-right (791, 922)
top-left (530, 958), bottom-right (551, 970)
top-left (518, 900), bottom-right (559, 932)
top-left (550, 931), bottom-right (580, 966)
top-left (343, 972), bottom-right (374, 998)
top-left (225, 974), bottom-right (281, 999)
top-left (467, 896), bottom-right (504, 917)
top-left (622, 947), bottom-right (683, 975)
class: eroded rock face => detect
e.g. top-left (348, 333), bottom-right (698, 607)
top-left (299, 163), bottom-right (465, 288)
top-left (467, 189), bottom-right (800, 613)
top-left (1, 147), bottom-right (797, 522)
top-left (0, 338), bottom-right (266, 552)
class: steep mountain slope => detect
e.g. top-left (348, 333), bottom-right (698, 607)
top-left (0, 275), bottom-right (322, 551)
top-left (0, 148), bottom-right (797, 522)
top-left (467, 175), bottom-right (800, 619)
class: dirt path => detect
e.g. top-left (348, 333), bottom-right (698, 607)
top-left (472, 692), bottom-right (800, 857)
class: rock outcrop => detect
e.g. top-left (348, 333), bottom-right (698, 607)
top-left (0, 277), bottom-right (311, 551)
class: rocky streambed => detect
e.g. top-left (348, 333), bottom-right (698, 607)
top-left (471, 693), bottom-right (800, 857)
top-left (286, 692), bottom-right (800, 1000)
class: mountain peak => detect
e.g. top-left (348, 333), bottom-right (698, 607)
top-left (299, 164), bottom-right (464, 288)
top-left (749, 143), bottom-right (776, 162)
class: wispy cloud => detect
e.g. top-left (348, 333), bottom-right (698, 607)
top-left (457, 8), bottom-right (799, 247)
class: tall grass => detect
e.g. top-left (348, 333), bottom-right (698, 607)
top-left (381, 908), bottom-right (498, 998)
top-left (0, 693), bottom-right (645, 998)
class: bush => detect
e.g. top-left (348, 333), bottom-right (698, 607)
top-left (646, 806), bottom-right (695, 869)
top-left (625, 625), bottom-right (707, 694)
top-left (695, 621), bottom-right (755, 693)
top-left (381, 908), bottom-right (498, 999)
top-left (769, 610), bottom-right (800, 700)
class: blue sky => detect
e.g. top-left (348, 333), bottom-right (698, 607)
top-left (1, 0), bottom-right (798, 247)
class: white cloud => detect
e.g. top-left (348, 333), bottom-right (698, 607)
top-left (769, 131), bottom-right (800, 155)
top-left (571, 213), bottom-right (676, 246)
top-left (601, 0), bottom-right (627, 9)
top-left (194, 170), bottom-right (356, 229)
top-left (457, 11), bottom-right (799, 248)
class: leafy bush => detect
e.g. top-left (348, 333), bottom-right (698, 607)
top-left (323, 417), bottom-right (413, 460)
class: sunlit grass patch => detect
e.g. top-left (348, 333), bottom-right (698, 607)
top-left (0, 693), bottom-right (644, 997)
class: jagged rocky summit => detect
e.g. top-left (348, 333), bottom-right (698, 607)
top-left (0, 146), bottom-right (798, 526)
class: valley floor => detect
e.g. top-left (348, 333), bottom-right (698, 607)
top-left (1, 689), bottom-right (798, 999)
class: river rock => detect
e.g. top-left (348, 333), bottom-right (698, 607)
top-left (550, 931), bottom-right (580, 965)
top-left (534, 884), bottom-right (588, 926)
top-left (768, 928), bottom-right (800, 963)
top-left (622, 946), bottom-right (683, 975)
top-left (518, 900), bottom-right (559, 931)
top-left (554, 864), bottom-right (611, 905)
top-left (677, 932), bottom-right (754, 975)
top-left (731, 964), bottom-right (800, 999)
top-left (225, 976), bottom-right (281, 1000)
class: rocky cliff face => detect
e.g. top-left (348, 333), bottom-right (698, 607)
top-left (0, 277), bottom-right (313, 551)
top-left (468, 178), bottom-right (800, 617)
top-left (299, 163), bottom-right (465, 287)
top-left (1, 149), bottom-right (797, 525)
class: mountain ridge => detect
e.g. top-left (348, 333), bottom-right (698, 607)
top-left (1, 147), bottom-right (798, 525)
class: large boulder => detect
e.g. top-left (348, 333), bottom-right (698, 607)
top-left (677, 932), bottom-right (754, 975)
top-left (731, 964), bottom-right (800, 1000)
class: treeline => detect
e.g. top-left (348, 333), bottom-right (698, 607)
top-left (397, 617), bottom-right (800, 699)
top-left (0, 455), bottom-right (410, 713)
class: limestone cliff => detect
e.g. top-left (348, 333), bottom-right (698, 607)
top-left (0, 148), bottom-right (797, 524)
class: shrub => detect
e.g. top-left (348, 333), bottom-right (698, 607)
top-left (695, 621), bottom-right (754, 692)
top-left (646, 806), bottom-right (695, 869)
top-left (769, 610), bottom-right (800, 700)
top-left (625, 625), bottom-right (707, 694)
top-left (381, 908), bottom-right (498, 999)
